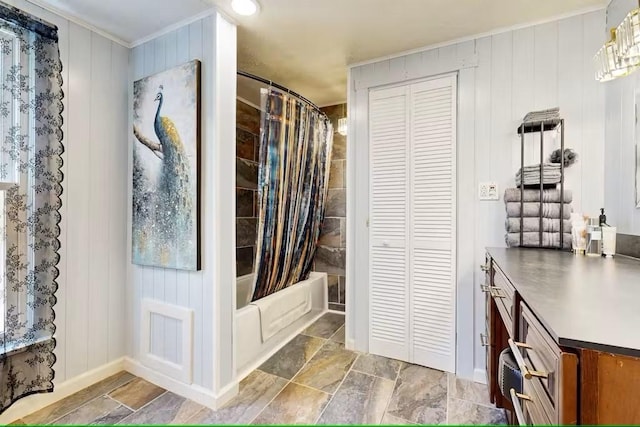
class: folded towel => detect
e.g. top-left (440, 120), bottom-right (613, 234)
top-left (506, 218), bottom-right (572, 233)
top-left (516, 163), bottom-right (561, 176)
top-left (250, 283), bottom-right (312, 342)
top-left (506, 232), bottom-right (571, 248)
top-left (506, 202), bottom-right (572, 219)
top-left (504, 188), bottom-right (572, 203)
top-left (523, 108), bottom-right (560, 123)
top-left (515, 163), bottom-right (562, 187)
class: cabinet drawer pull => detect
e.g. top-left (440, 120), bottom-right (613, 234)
top-left (480, 284), bottom-right (496, 293)
top-left (510, 388), bottom-right (531, 426)
top-left (490, 288), bottom-right (507, 299)
top-left (508, 339), bottom-right (548, 380)
top-left (480, 264), bottom-right (490, 272)
top-left (480, 333), bottom-right (489, 347)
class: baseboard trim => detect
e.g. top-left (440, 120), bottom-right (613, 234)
top-left (123, 357), bottom-right (238, 410)
top-left (473, 368), bottom-right (487, 384)
top-left (0, 357), bottom-right (127, 425)
top-left (345, 338), bottom-right (356, 351)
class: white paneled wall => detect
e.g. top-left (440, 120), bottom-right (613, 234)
top-left (348, 9), bottom-right (606, 379)
top-left (129, 16), bottom-right (215, 390)
top-left (128, 12), bottom-right (237, 398)
top-left (0, 0), bottom-right (129, 385)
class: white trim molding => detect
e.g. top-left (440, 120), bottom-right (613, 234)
top-left (0, 357), bottom-right (127, 425)
top-left (130, 8), bottom-right (217, 48)
top-left (123, 357), bottom-right (239, 410)
top-left (25, 0), bottom-right (220, 49)
top-left (354, 53), bottom-right (477, 91)
top-left (237, 96), bottom-right (261, 111)
top-left (140, 299), bottom-right (194, 384)
top-left (348, 38), bottom-right (478, 378)
top-left (473, 368), bottom-right (488, 385)
top-left (348, 4), bottom-right (606, 69)
top-left (25, 0), bottom-right (129, 46)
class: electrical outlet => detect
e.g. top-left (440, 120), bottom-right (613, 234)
top-left (479, 182), bottom-right (499, 200)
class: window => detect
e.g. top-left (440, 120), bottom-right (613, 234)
top-left (0, 27), bottom-right (23, 343)
top-left (0, 2), bottom-right (64, 411)
top-left (0, 191), bottom-right (4, 336)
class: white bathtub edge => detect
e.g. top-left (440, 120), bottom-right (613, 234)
top-left (235, 271), bottom-right (329, 383)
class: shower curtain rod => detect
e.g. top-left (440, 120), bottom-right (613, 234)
top-left (237, 70), bottom-right (328, 117)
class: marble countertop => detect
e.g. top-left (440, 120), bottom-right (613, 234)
top-left (487, 247), bottom-right (640, 357)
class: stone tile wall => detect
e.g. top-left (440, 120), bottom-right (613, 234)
top-left (236, 100), bottom-right (260, 277)
top-left (314, 104), bottom-right (347, 312)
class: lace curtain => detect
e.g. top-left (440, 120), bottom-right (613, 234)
top-left (251, 89), bottom-right (333, 301)
top-left (0, 2), bottom-right (63, 413)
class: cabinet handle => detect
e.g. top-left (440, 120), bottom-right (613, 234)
top-left (480, 333), bottom-right (489, 347)
top-left (490, 288), bottom-right (507, 299)
top-left (510, 388), bottom-right (531, 426)
top-left (508, 339), bottom-right (548, 380)
top-left (480, 264), bottom-right (490, 272)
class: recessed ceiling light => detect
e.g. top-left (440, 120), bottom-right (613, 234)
top-left (231, 0), bottom-right (259, 16)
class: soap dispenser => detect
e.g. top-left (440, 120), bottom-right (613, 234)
top-left (599, 208), bottom-right (607, 227)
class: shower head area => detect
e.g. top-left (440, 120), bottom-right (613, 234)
top-left (233, 71), bottom-right (341, 377)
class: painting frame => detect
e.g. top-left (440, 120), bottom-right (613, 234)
top-left (132, 59), bottom-right (201, 271)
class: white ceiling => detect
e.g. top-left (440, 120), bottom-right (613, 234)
top-left (29, 0), bottom-right (213, 43)
top-left (31, 0), bottom-right (607, 106)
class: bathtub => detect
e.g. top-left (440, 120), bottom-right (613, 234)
top-left (235, 271), bottom-right (328, 377)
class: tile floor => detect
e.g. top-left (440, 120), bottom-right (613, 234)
top-left (12, 313), bottom-right (507, 425)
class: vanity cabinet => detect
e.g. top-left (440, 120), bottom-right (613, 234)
top-left (484, 248), bottom-right (640, 425)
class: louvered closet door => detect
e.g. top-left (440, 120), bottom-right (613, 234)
top-left (368, 86), bottom-right (410, 361)
top-left (368, 75), bottom-right (456, 373)
top-left (409, 76), bottom-right (457, 373)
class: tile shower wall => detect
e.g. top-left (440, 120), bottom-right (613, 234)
top-left (315, 104), bottom-right (347, 312)
top-left (236, 100), bottom-right (260, 276)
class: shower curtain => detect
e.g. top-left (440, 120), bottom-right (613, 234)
top-left (0, 1), bottom-right (63, 413)
top-left (251, 89), bottom-right (333, 301)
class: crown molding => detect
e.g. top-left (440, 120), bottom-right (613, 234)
top-left (236, 95), bottom-right (261, 111)
top-left (317, 99), bottom-right (347, 108)
top-left (25, 0), bottom-right (224, 49)
top-left (25, 0), bottom-right (130, 47)
top-left (130, 7), bottom-right (217, 48)
top-left (348, 4), bottom-right (607, 68)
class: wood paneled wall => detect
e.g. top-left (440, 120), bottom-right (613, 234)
top-left (129, 16), bottom-right (216, 390)
top-left (348, 9), bottom-right (606, 379)
top-left (0, 0), bottom-right (130, 386)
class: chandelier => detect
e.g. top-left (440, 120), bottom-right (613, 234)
top-left (594, 27), bottom-right (640, 82)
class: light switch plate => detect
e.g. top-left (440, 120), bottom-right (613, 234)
top-left (479, 182), bottom-right (499, 200)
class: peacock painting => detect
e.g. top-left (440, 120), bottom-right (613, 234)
top-left (132, 60), bottom-right (201, 270)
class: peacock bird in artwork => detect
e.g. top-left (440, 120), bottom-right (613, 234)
top-left (133, 85), bottom-right (194, 266)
